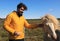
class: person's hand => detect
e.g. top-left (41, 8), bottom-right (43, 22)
top-left (14, 31), bottom-right (20, 36)
top-left (38, 24), bottom-right (44, 27)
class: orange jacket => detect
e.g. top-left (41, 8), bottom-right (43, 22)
top-left (4, 11), bottom-right (31, 39)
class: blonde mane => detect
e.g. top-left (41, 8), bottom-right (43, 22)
top-left (41, 14), bottom-right (59, 30)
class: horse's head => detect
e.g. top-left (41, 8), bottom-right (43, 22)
top-left (41, 14), bottom-right (59, 39)
top-left (41, 15), bottom-right (54, 34)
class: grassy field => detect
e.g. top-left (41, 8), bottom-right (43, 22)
top-left (25, 19), bottom-right (44, 41)
top-left (0, 18), bottom-right (60, 41)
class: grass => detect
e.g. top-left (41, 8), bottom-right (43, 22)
top-left (0, 19), bottom-right (60, 41)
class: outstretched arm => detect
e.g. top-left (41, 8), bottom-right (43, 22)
top-left (24, 19), bottom-right (44, 29)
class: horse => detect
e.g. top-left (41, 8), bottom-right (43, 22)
top-left (40, 14), bottom-right (60, 41)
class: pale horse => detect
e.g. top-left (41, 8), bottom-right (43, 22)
top-left (41, 14), bottom-right (60, 41)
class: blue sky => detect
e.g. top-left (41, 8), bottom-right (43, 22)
top-left (0, 0), bottom-right (60, 19)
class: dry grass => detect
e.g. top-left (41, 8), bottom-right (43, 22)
top-left (0, 19), bottom-right (60, 41)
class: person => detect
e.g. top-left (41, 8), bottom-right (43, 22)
top-left (4, 3), bottom-right (43, 41)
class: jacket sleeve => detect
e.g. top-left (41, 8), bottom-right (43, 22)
top-left (24, 19), bottom-right (31, 28)
top-left (4, 15), bottom-right (15, 34)
top-left (24, 19), bottom-right (40, 29)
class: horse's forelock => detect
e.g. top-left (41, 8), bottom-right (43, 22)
top-left (41, 16), bottom-right (49, 24)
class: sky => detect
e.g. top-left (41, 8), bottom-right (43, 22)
top-left (0, 0), bottom-right (60, 19)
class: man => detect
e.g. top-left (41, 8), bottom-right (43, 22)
top-left (4, 3), bottom-right (43, 41)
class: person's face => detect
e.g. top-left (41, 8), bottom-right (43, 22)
top-left (18, 7), bottom-right (25, 14)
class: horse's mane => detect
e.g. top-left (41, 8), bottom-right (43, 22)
top-left (41, 14), bottom-right (59, 30)
top-left (45, 14), bottom-right (59, 25)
